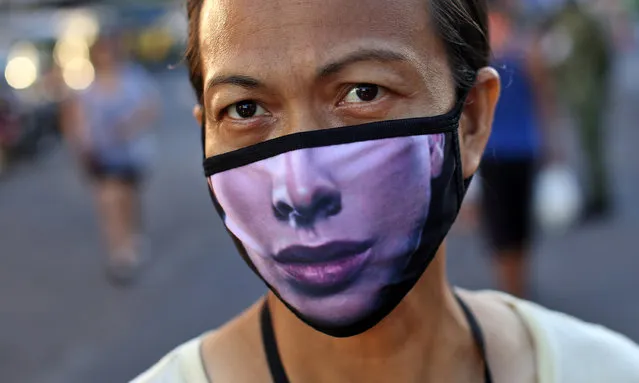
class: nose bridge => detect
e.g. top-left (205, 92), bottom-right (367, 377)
top-left (284, 149), bottom-right (316, 206)
top-left (269, 99), bottom-right (342, 227)
top-left (271, 106), bottom-right (328, 212)
top-left (281, 90), bottom-right (329, 134)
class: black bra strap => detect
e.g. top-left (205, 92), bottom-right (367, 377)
top-left (455, 293), bottom-right (494, 383)
top-left (260, 300), bottom-right (291, 383)
top-left (260, 295), bottom-right (492, 383)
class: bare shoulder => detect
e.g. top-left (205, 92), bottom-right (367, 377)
top-left (456, 289), bottom-right (537, 383)
top-left (201, 298), bottom-right (269, 383)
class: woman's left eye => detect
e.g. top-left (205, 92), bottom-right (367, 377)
top-left (226, 100), bottom-right (267, 120)
top-left (342, 84), bottom-right (384, 104)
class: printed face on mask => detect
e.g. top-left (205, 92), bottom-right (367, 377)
top-left (209, 134), bottom-right (445, 326)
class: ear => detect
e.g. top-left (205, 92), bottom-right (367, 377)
top-left (193, 104), bottom-right (204, 126)
top-left (429, 133), bottom-right (445, 178)
top-left (459, 67), bottom-right (500, 179)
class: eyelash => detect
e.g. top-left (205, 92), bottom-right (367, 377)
top-left (219, 83), bottom-right (388, 121)
top-left (339, 83), bottom-right (385, 106)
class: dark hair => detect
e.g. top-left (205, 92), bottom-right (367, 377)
top-left (185, 0), bottom-right (489, 103)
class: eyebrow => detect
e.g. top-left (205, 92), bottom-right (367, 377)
top-left (206, 75), bottom-right (262, 93)
top-left (204, 48), bottom-right (409, 94)
top-left (317, 49), bottom-right (409, 78)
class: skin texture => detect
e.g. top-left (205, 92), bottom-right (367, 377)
top-left (191, 0), bottom-right (536, 381)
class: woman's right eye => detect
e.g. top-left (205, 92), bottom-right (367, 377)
top-left (225, 100), bottom-right (267, 120)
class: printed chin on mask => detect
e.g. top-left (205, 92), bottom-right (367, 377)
top-left (202, 94), bottom-right (471, 337)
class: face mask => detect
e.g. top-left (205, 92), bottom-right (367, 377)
top-left (202, 89), bottom-right (472, 337)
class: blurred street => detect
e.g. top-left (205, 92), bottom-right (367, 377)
top-left (1, 51), bottom-right (638, 383)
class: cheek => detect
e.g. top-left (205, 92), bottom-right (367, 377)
top-left (212, 172), bottom-right (260, 215)
top-left (210, 170), bottom-right (275, 250)
top-left (340, 138), bottom-right (432, 232)
top-left (204, 129), bottom-right (218, 158)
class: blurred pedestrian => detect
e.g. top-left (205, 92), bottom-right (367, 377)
top-left (544, 0), bottom-right (614, 221)
top-left (61, 31), bottom-right (160, 285)
top-left (479, 1), bottom-right (558, 298)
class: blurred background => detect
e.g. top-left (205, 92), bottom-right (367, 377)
top-left (0, 0), bottom-right (638, 382)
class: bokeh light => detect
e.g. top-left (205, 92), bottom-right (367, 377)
top-left (138, 27), bottom-right (174, 62)
top-left (54, 37), bottom-right (90, 67)
top-left (57, 9), bottom-right (100, 45)
top-left (62, 57), bottom-right (95, 90)
top-left (5, 57), bottom-right (38, 90)
top-left (5, 42), bottom-right (40, 90)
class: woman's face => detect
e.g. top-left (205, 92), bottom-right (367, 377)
top-left (199, 0), bottom-right (466, 325)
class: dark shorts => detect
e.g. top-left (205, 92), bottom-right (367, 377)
top-left (83, 155), bottom-right (145, 185)
top-left (480, 158), bottom-right (536, 253)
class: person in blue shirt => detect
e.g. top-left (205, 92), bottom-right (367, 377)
top-left (62, 31), bottom-right (160, 284)
top-left (480, 1), bottom-right (556, 298)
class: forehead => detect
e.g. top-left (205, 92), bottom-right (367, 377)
top-left (199, 0), bottom-right (445, 76)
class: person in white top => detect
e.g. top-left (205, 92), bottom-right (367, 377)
top-left (134, 0), bottom-right (639, 381)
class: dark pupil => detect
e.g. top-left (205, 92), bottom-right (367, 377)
top-left (235, 101), bottom-right (257, 118)
top-left (355, 84), bottom-right (378, 101)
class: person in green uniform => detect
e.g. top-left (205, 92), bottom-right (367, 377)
top-left (544, 0), bottom-right (614, 220)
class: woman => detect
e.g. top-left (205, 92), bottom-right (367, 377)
top-left (134, 0), bottom-right (639, 381)
top-left (62, 33), bottom-right (159, 284)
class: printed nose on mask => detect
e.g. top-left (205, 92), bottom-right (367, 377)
top-left (271, 149), bottom-right (341, 228)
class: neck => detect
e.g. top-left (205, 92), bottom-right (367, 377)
top-left (271, 244), bottom-right (484, 382)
